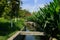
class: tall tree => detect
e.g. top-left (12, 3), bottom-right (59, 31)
top-left (10, 0), bottom-right (20, 18)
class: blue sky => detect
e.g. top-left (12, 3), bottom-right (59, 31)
top-left (21, 0), bottom-right (53, 12)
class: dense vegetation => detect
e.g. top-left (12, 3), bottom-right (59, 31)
top-left (0, 0), bottom-right (60, 40)
top-left (27, 0), bottom-right (60, 40)
top-left (0, 0), bottom-right (31, 40)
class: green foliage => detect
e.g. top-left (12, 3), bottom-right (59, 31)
top-left (27, 0), bottom-right (60, 39)
top-left (0, 18), bottom-right (9, 22)
top-left (0, 0), bottom-right (22, 19)
top-left (0, 18), bottom-right (24, 36)
top-left (0, 0), bottom-right (26, 40)
top-left (19, 9), bottom-right (31, 18)
top-left (14, 18), bottom-right (25, 29)
top-left (0, 0), bottom-right (7, 17)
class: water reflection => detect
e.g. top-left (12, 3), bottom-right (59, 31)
top-left (25, 29), bottom-right (35, 40)
top-left (25, 28), bottom-right (43, 40)
top-left (25, 35), bottom-right (35, 40)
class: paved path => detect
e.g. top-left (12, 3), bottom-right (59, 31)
top-left (8, 31), bottom-right (20, 40)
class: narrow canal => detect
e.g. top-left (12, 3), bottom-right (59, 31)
top-left (25, 29), bottom-right (35, 40)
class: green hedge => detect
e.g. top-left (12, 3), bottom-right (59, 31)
top-left (0, 18), bottom-right (25, 36)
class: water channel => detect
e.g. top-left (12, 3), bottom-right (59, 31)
top-left (24, 29), bottom-right (41, 40)
top-left (25, 29), bottom-right (35, 40)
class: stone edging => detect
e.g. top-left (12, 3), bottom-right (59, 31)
top-left (7, 27), bottom-right (25, 40)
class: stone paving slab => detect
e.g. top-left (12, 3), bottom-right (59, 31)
top-left (19, 31), bottom-right (45, 36)
top-left (8, 31), bottom-right (45, 40)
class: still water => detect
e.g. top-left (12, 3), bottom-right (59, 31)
top-left (25, 35), bottom-right (35, 40)
top-left (25, 29), bottom-right (35, 40)
top-left (25, 28), bottom-right (42, 40)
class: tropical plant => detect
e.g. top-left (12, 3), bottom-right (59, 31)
top-left (27, 0), bottom-right (60, 40)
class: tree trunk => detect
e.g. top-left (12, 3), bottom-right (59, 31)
top-left (10, 19), bottom-right (13, 27)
